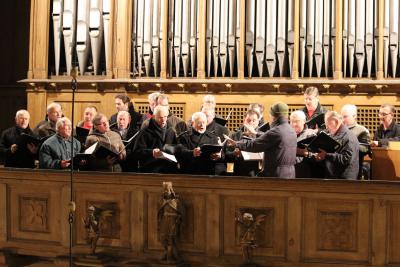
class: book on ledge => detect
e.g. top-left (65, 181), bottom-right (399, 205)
top-left (241, 151), bottom-right (264, 161)
top-left (306, 131), bottom-right (341, 153)
top-left (200, 144), bottom-right (223, 157)
top-left (20, 133), bottom-right (51, 146)
top-left (305, 113), bottom-right (325, 129)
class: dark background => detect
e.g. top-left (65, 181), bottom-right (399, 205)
top-left (0, 0), bottom-right (30, 132)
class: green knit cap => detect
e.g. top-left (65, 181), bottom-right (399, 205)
top-left (269, 102), bottom-right (289, 117)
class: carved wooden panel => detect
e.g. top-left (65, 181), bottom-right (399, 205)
top-left (19, 197), bottom-right (49, 233)
top-left (302, 198), bottom-right (371, 263)
top-left (222, 195), bottom-right (286, 258)
top-left (387, 201), bottom-right (400, 264)
top-left (136, 102), bottom-right (185, 119)
top-left (75, 190), bottom-right (130, 248)
top-left (146, 191), bottom-right (206, 253)
top-left (9, 185), bottom-right (61, 242)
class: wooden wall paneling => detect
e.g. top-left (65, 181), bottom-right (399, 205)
top-left (0, 183), bottom-right (6, 243)
top-left (205, 194), bottom-right (220, 258)
top-left (131, 190), bottom-right (144, 253)
top-left (106, 0), bottom-right (115, 78)
top-left (60, 186), bottom-right (70, 248)
top-left (8, 184), bottom-right (61, 243)
top-left (387, 201), bottom-right (400, 265)
top-left (222, 195), bottom-right (287, 260)
top-left (302, 197), bottom-right (372, 264)
top-left (27, 89), bottom-right (47, 127)
top-left (287, 196), bottom-right (301, 264)
top-left (371, 198), bottom-right (387, 266)
top-left (145, 191), bottom-right (207, 254)
top-left (28, 0), bottom-right (50, 79)
top-left (74, 190), bottom-right (131, 249)
top-left (113, 0), bottom-right (132, 78)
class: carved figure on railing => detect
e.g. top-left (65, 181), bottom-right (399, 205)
top-left (157, 182), bottom-right (184, 264)
top-left (83, 205), bottom-right (113, 255)
top-left (235, 212), bottom-right (266, 265)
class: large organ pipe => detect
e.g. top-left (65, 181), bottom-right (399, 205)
top-left (219, 0), bottom-right (229, 77)
top-left (374, 0), bottom-right (378, 75)
top-left (287, 0), bottom-right (295, 76)
top-left (276, 0), bottom-right (286, 77)
top-left (255, 0), bottom-right (266, 77)
top-left (365, 0), bottom-right (373, 77)
top-left (331, 0), bottom-right (336, 76)
top-left (206, 0), bottom-right (213, 76)
top-left (152, 0), bottom-right (161, 76)
top-left (169, 0), bottom-right (175, 75)
top-left (343, 0), bottom-right (348, 76)
top-left (306, 0), bottom-right (315, 77)
top-left (384, 0), bottom-right (389, 77)
top-left (348, 0), bottom-right (355, 77)
top-left (102, 0), bottom-right (110, 74)
top-left (389, 0), bottom-right (398, 77)
top-left (314, 0), bottom-right (324, 77)
top-left (136, 0), bottom-right (144, 76)
top-left (181, 0), bottom-right (190, 77)
top-left (52, 0), bottom-right (63, 76)
top-left (265, 0), bottom-right (277, 77)
top-left (189, 0), bottom-right (198, 77)
top-left (89, 0), bottom-right (103, 75)
top-left (323, 0), bottom-right (330, 76)
top-left (132, 0), bottom-right (138, 75)
top-left (235, 0), bottom-right (240, 74)
top-left (62, 0), bottom-right (77, 75)
top-left (300, 0), bottom-right (306, 77)
top-left (355, 0), bottom-right (365, 77)
top-left (76, 0), bottom-right (90, 75)
top-left (212, 0), bottom-right (220, 77)
top-left (246, 0), bottom-right (255, 77)
top-left (228, 0), bottom-right (236, 76)
top-left (143, 0), bottom-right (153, 76)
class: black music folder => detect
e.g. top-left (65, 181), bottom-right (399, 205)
top-left (297, 135), bottom-right (316, 149)
top-left (75, 126), bottom-right (90, 143)
top-left (306, 131), bottom-right (341, 153)
top-left (20, 133), bottom-right (51, 146)
top-left (214, 117), bottom-right (228, 127)
top-left (74, 142), bottom-right (119, 162)
top-left (200, 144), bottom-right (223, 157)
top-left (258, 122), bottom-right (270, 132)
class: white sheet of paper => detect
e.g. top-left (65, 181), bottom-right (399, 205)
top-left (84, 142), bottom-right (98, 154)
top-left (241, 151), bottom-right (264, 161)
top-left (160, 151), bottom-right (177, 163)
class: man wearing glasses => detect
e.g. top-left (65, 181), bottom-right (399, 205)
top-left (371, 104), bottom-right (400, 147)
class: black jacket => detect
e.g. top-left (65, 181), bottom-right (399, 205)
top-left (0, 126), bottom-right (36, 168)
top-left (133, 118), bottom-right (178, 173)
top-left (323, 124), bottom-right (359, 180)
top-left (177, 128), bottom-right (224, 175)
top-left (236, 117), bottom-right (297, 178)
top-left (373, 120), bottom-right (400, 146)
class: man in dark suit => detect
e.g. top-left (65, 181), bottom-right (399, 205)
top-left (177, 112), bottom-right (224, 175)
top-left (133, 105), bottom-right (178, 173)
top-left (0, 110), bottom-right (38, 168)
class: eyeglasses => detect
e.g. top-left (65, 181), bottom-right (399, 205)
top-left (379, 112), bottom-right (391, 117)
top-left (96, 121), bottom-right (108, 126)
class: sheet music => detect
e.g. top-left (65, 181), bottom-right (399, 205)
top-left (84, 142), bottom-right (98, 154)
top-left (241, 151), bottom-right (263, 161)
top-left (160, 152), bottom-right (178, 163)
